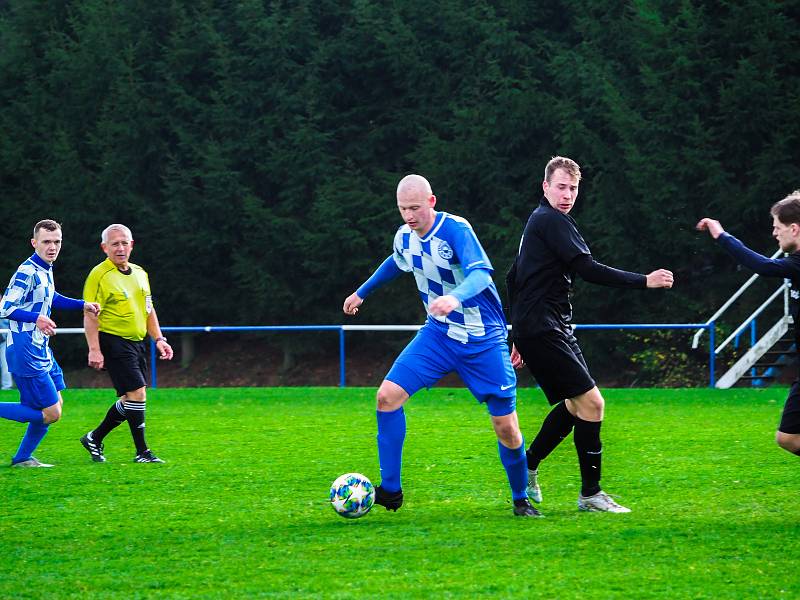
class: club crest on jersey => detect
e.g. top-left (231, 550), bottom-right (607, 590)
top-left (437, 241), bottom-right (453, 260)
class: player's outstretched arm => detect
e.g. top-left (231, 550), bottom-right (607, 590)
top-left (699, 223), bottom-right (792, 277)
top-left (645, 269), bottom-right (674, 289)
top-left (343, 292), bottom-right (363, 316)
top-left (344, 256), bottom-right (404, 316)
top-left (696, 218), bottom-right (725, 239)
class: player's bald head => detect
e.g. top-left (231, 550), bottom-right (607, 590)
top-left (397, 174), bottom-right (433, 200)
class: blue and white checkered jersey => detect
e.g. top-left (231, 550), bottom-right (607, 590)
top-left (393, 211), bottom-right (508, 344)
top-left (0, 254), bottom-right (57, 375)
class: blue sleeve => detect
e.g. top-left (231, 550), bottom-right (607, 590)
top-left (449, 221), bottom-right (493, 275)
top-left (356, 255), bottom-right (404, 299)
top-left (717, 233), bottom-right (799, 278)
top-left (52, 292), bottom-right (85, 311)
top-left (449, 268), bottom-right (492, 303)
top-left (8, 309), bottom-right (38, 323)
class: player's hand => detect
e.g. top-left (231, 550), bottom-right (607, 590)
top-left (156, 339), bottom-right (174, 360)
top-left (510, 344), bottom-right (525, 369)
top-left (36, 314), bottom-right (57, 336)
top-left (428, 295), bottom-right (460, 317)
top-left (88, 349), bottom-right (104, 370)
top-left (343, 293), bottom-right (363, 316)
top-left (83, 302), bottom-right (101, 316)
top-left (646, 269), bottom-right (674, 289)
top-left (696, 218), bottom-right (725, 239)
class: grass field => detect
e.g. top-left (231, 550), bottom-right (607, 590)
top-left (0, 386), bottom-right (798, 599)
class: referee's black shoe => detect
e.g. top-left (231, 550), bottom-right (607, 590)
top-left (374, 485), bottom-right (403, 511)
top-left (79, 433), bottom-right (106, 463)
top-left (513, 497), bottom-right (543, 517)
top-left (134, 449), bottom-right (165, 463)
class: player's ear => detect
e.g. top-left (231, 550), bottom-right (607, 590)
top-left (429, 194), bottom-right (437, 208)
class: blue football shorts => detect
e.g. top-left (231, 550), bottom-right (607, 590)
top-left (385, 325), bottom-right (517, 416)
top-left (16, 359), bottom-right (66, 410)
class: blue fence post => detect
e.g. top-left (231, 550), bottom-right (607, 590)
top-left (750, 320), bottom-right (757, 381)
top-left (150, 338), bottom-right (158, 389)
top-left (708, 322), bottom-right (716, 388)
top-left (339, 328), bottom-right (346, 387)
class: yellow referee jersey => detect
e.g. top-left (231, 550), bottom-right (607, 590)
top-left (83, 258), bottom-right (152, 341)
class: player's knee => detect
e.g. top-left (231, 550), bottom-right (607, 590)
top-left (376, 389), bottom-right (399, 412)
top-left (490, 413), bottom-right (522, 448)
top-left (42, 405), bottom-right (61, 424)
top-left (126, 387), bottom-right (147, 402)
top-left (775, 431), bottom-right (800, 453)
top-left (571, 388), bottom-right (604, 420)
top-left (376, 381), bottom-right (406, 412)
top-left (496, 424), bottom-right (522, 448)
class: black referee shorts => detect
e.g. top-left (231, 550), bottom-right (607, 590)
top-left (779, 380), bottom-right (800, 434)
top-left (99, 332), bottom-right (148, 397)
top-left (515, 330), bottom-right (596, 405)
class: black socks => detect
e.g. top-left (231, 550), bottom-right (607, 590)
top-left (92, 400), bottom-right (126, 443)
top-left (574, 417), bottom-right (602, 497)
top-left (526, 401), bottom-right (575, 471)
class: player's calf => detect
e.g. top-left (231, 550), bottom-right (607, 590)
top-left (775, 431), bottom-right (800, 454)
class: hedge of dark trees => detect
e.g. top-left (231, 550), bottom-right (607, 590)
top-left (2, 1), bottom-right (799, 383)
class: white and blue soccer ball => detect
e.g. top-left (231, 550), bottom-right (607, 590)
top-left (330, 472), bottom-right (375, 519)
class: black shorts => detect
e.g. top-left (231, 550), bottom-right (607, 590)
top-left (99, 332), bottom-right (148, 397)
top-left (515, 330), bottom-right (596, 405)
top-left (779, 381), bottom-right (800, 434)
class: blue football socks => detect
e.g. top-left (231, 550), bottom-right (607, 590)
top-left (498, 440), bottom-right (529, 501)
top-left (0, 402), bottom-right (45, 424)
top-left (12, 421), bottom-right (49, 464)
top-left (376, 407), bottom-right (406, 492)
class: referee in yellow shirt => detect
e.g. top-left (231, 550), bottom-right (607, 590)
top-left (79, 224), bottom-right (173, 463)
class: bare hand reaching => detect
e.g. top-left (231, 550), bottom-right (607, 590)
top-left (696, 218), bottom-right (725, 239)
top-left (646, 269), bottom-right (674, 289)
top-left (83, 302), bottom-right (101, 316)
top-left (343, 292), bottom-right (363, 316)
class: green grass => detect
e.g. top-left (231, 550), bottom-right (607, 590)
top-left (0, 387), bottom-right (798, 599)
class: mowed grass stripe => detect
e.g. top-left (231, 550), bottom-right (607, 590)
top-left (0, 387), bottom-right (797, 599)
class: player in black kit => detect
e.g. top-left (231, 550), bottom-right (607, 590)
top-left (507, 156), bottom-right (673, 513)
top-left (698, 190), bottom-right (800, 457)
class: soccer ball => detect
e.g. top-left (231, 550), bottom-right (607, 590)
top-left (329, 472), bottom-right (375, 519)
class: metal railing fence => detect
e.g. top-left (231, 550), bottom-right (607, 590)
top-left (0, 322), bottom-right (717, 388)
top-left (151, 323), bottom-right (715, 388)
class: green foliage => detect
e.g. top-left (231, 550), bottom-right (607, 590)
top-left (0, 387), bottom-right (797, 597)
top-left (627, 330), bottom-right (708, 387)
top-left (1, 0), bottom-right (799, 378)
